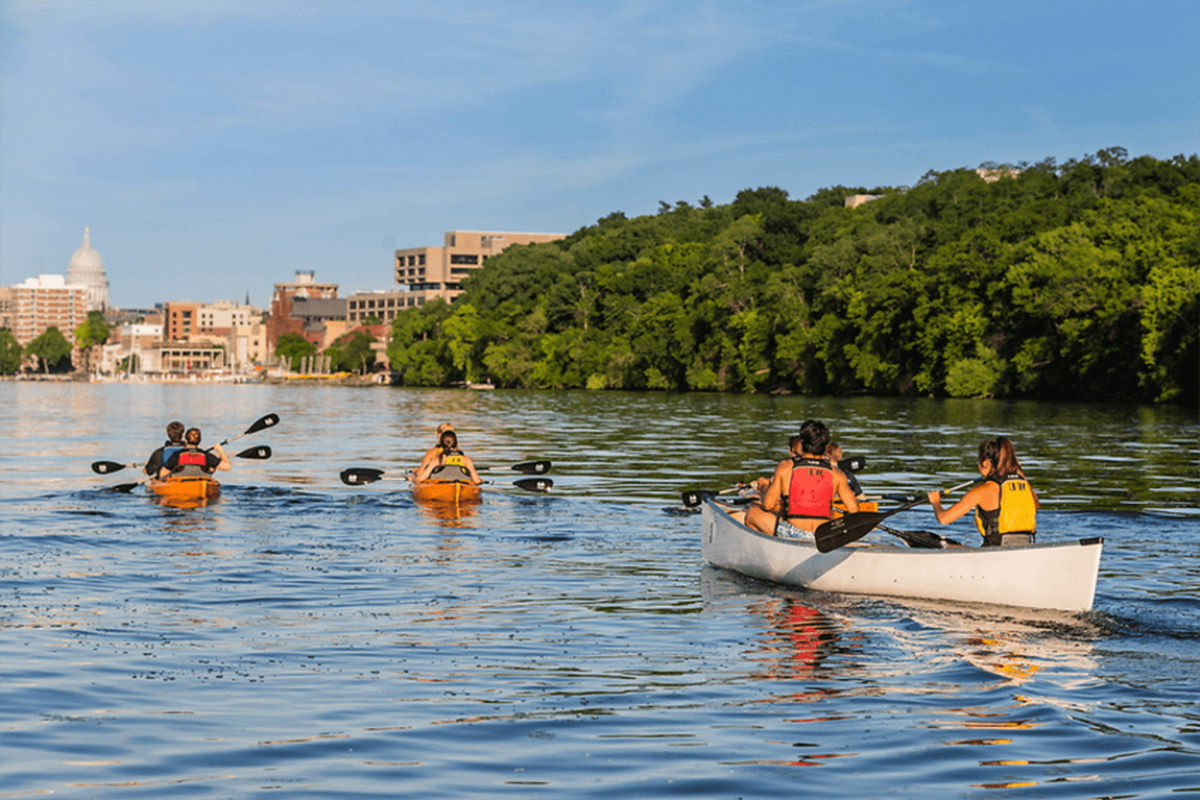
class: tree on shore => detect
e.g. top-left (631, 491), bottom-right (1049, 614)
top-left (74, 311), bottom-right (111, 374)
top-left (0, 329), bottom-right (23, 374)
top-left (275, 333), bottom-right (316, 371)
top-left (384, 149), bottom-right (1200, 406)
top-left (25, 327), bottom-right (73, 373)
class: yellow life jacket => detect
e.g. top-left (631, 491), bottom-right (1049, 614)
top-left (975, 474), bottom-right (1037, 543)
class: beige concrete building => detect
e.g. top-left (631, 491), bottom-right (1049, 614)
top-left (347, 289), bottom-right (419, 324)
top-left (394, 230), bottom-right (566, 305)
top-left (9, 275), bottom-right (88, 346)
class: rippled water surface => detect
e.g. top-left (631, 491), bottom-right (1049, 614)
top-left (2, 383), bottom-right (1198, 798)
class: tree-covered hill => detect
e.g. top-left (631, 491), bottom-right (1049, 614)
top-left (387, 148), bottom-right (1199, 405)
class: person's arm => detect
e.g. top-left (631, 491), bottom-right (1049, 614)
top-left (461, 454), bottom-right (483, 485)
top-left (833, 470), bottom-right (859, 514)
top-left (158, 452), bottom-right (176, 480)
top-left (210, 443), bottom-right (232, 472)
top-left (757, 460), bottom-right (789, 513)
top-left (928, 483), bottom-right (992, 525)
top-left (144, 447), bottom-right (163, 476)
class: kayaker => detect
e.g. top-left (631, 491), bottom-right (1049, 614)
top-left (143, 420), bottom-right (186, 476)
top-left (414, 427), bottom-right (483, 485)
top-left (745, 419), bottom-right (860, 539)
top-left (158, 427), bottom-right (231, 479)
top-left (927, 436), bottom-right (1039, 546)
top-left (416, 423), bottom-right (458, 479)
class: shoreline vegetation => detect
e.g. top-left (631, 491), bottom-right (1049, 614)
top-left (5, 149), bottom-right (1197, 406)
top-left (383, 149), bottom-right (1197, 406)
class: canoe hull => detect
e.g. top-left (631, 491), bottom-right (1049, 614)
top-left (412, 480), bottom-right (482, 505)
top-left (701, 499), bottom-right (1102, 612)
top-left (148, 476), bottom-right (221, 502)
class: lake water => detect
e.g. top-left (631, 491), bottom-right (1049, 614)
top-left (2, 382), bottom-right (1198, 799)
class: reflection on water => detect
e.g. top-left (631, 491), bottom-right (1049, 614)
top-left (1, 383), bottom-right (1198, 799)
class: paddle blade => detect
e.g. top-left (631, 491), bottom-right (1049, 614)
top-left (235, 445), bottom-right (272, 459)
top-left (814, 511), bottom-right (885, 553)
top-left (108, 482), bottom-right (142, 493)
top-left (844, 455), bottom-right (866, 472)
top-left (92, 460), bottom-right (130, 475)
top-left (681, 489), bottom-right (716, 507)
top-left (246, 413), bottom-right (281, 435)
top-left (511, 460), bottom-right (552, 475)
top-left (513, 477), bottom-right (553, 493)
top-left (341, 468), bottom-right (385, 486)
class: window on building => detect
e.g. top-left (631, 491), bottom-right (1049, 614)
top-left (450, 254), bottom-right (478, 265)
top-left (418, 254), bottom-right (426, 266)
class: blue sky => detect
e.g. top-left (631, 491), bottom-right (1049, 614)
top-left (2, 0), bottom-right (1196, 310)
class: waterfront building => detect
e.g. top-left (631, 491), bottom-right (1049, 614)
top-left (162, 301), bottom-right (201, 342)
top-left (9, 274), bottom-right (87, 347)
top-left (66, 227), bottom-right (111, 311)
top-left (267, 271), bottom-right (339, 351)
top-left (347, 289), bottom-right (418, 324)
top-left (394, 230), bottom-right (565, 305)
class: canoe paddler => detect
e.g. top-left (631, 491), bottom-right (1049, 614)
top-left (927, 436), bottom-right (1039, 547)
top-left (158, 427), bottom-right (231, 479)
top-left (745, 419), bottom-right (860, 539)
top-left (414, 425), bottom-right (483, 485)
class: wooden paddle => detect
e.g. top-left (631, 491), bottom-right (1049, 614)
top-left (338, 468), bottom-right (553, 493)
top-left (814, 478), bottom-right (981, 553)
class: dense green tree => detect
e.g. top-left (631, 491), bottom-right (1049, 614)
top-left (275, 333), bottom-right (317, 371)
top-left (326, 329), bottom-right (377, 374)
top-left (25, 327), bottom-right (73, 373)
top-left (74, 311), bottom-right (111, 373)
top-left (0, 329), bottom-right (23, 374)
top-left (384, 150), bottom-right (1198, 406)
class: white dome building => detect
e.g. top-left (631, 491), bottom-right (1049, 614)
top-left (66, 227), bottom-right (110, 311)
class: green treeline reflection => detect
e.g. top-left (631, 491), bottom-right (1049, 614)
top-left (387, 148), bottom-right (1199, 405)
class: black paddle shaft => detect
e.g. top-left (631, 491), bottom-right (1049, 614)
top-left (815, 478), bottom-right (980, 553)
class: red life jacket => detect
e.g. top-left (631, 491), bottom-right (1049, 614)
top-left (177, 451), bottom-right (207, 467)
top-left (785, 458), bottom-right (833, 519)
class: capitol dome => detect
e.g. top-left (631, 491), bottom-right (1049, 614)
top-left (66, 227), bottom-right (110, 311)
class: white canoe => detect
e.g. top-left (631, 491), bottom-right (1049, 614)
top-left (700, 498), bottom-right (1103, 612)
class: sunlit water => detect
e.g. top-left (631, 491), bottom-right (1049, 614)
top-left (2, 383), bottom-right (1197, 799)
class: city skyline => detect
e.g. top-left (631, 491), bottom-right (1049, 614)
top-left (2, 1), bottom-right (1196, 310)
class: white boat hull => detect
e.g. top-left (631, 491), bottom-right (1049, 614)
top-left (700, 499), bottom-right (1102, 612)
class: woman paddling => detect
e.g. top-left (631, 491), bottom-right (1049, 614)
top-left (927, 436), bottom-right (1039, 547)
top-left (414, 427), bottom-right (483, 485)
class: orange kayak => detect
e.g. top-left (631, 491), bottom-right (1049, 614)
top-left (412, 479), bottom-right (482, 505)
top-left (148, 476), bottom-right (221, 502)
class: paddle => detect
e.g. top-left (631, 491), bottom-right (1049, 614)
top-left (91, 413), bottom-right (280, 475)
top-left (478, 460), bottom-right (552, 475)
top-left (338, 468), bottom-right (553, 493)
top-left (93, 446), bottom-right (272, 475)
top-left (814, 478), bottom-right (981, 553)
top-left (219, 413), bottom-right (281, 446)
top-left (104, 446), bottom-right (273, 493)
top-left (681, 484), bottom-right (750, 508)
top-left (876, 523), bottom-right (961, 550)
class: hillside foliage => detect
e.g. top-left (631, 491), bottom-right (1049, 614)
top-left (387, 149), bottom-right (1199, 405)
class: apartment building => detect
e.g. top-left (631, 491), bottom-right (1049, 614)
top-left (9, 275), bottom-right (87, 346)
top-left (394, 230), bottom-right (565, 305)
